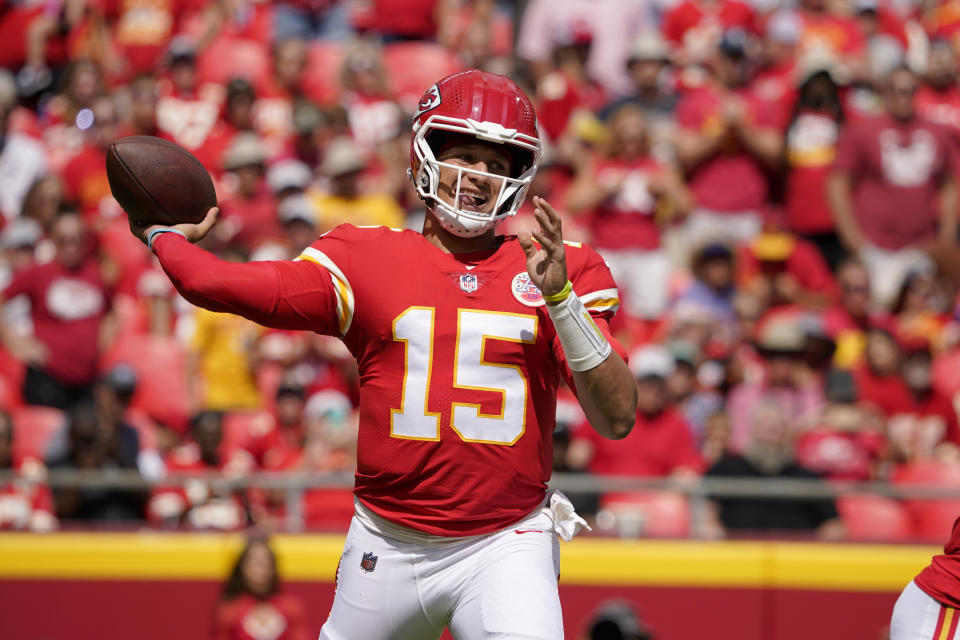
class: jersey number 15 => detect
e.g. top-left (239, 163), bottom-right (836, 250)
top-left (391, 307), bottom-right (537, 446)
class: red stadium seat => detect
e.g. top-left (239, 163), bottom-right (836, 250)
top-left (11, 406), bottom-right (66, 463)
top-left (837, 495), bottom-right (911, 542)
top-left (303, 41), bottom-right (346, 106)
top-left (382, 42), bottom-right (464, 112)
top-left (101, 335), bottom-right (191, 434)
top-left (599, 491), bottom-right (691, 538)
top-left (197, 37), bottom-right (271, 93)
top-left (892, 462), bottom-right (960, 543)
top-left (303, 487), bottom-right (356, 531)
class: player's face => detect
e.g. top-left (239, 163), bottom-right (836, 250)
top-left (435, 143), bottom-right (512, 216)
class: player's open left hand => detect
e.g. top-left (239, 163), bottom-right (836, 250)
top-left (517, 196), bottom-right (568, 299)
top-left (129, 206), bottom-right (220, 246)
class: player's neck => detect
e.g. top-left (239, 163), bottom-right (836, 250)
top-left (421, 211), bottom-right (498, 255)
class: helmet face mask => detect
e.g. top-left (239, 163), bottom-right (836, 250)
top-left (409, 71), bottom-right (542, 238)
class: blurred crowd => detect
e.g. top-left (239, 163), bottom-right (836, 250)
top-left (3, 0), bottom-right (960, 542)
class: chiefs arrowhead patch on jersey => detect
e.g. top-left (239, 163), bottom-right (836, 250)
top-left (414, 84), bottom-right (442, 119)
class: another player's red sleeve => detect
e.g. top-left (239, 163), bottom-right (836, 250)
top-left (152, 233), bottom-right (340, 334)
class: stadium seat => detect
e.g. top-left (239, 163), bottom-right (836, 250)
top-left (101, 335), bottom-right (191, 434)
top-left (599, 491), bottom-right (691, 538)
top-left (382, 42), bottom-right (464, 112)
top-left (303, 487), bottom-right (356, 531)
top-left (11, 406), bottom-right (66, 463)
top-left (837, 495), bottom-right (911, 542)
top-left (304, 41), bottom-right (346, 106)
top-left (197, 37), bottom-right (271, 93)
top-left (892, 462), bottom-right (960, 543)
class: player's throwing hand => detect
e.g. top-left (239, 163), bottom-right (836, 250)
top-left (518, 196), bottom-right (568, 299)
top-left (128, 206), bottom-right (220, 247)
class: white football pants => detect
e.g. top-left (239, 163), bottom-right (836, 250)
top-left (318, 506), bottom-right (564, 640)
top-left (891, 580), bottom-right (960, 640)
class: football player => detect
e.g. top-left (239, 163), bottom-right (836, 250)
top-left (130, 70), bottom-right (637, 639)
top-left (891, 516), bottom-right (960, 640)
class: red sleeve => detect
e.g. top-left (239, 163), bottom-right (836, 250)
top-left (152, 233), bottom-right (340, 334)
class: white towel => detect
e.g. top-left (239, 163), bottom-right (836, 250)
top-left (542, 490), bottom-right (592, 542)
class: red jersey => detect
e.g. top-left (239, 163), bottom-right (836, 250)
top-left (916, 516), bottom-right (960, 608)
top-left (676, 85), bottom-right (779, 213)
top-left (833, 114), bottom-right (954, 250)
top-left (0, 458), bottom-right (56, 531)
top-left (588, 156), bottom-right (665, 250)
top-left (212, 593), bottom-right (308, 640)
top-left (571, 406), bottom-right (703, 477)
top-left (662, 0), bottom-right (757, 49)
top-left (916, 84), bottom-right (960, 144)
top-left (295, 225), bottom-right (623, 535)
top-left (3, 258), bottom-right (112, 385)
top-left (785, 111), bottom-right (841, 234)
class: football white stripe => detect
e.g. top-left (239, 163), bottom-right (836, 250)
top-left (295, 247), bottom-right (355, 335)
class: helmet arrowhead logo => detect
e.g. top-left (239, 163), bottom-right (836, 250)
top-left (414, 84), bottom-right (442, 119)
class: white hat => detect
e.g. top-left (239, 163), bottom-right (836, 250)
top-left (2, 217), bottom-right (41, 249)
top-left (629, 345), bottom-right (676, 380)
top-left (305, 389), bottom-right (353, 420)
top-left (277, 193), bottom-right (316, 226)
top-left (320, 136), bottom-right (367, 177)
top-left (267, 159), bottom-right (312, 194)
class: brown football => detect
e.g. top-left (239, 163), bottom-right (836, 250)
top-left (106, 135), bottom-right (217, 226)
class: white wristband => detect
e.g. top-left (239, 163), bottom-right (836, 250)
top-left (546, 288), bottom-right (612, 372)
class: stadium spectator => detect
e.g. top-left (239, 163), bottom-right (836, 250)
top-left (40, 59), bottom-right (105, 171)
top-left (827, 66), bottom-right (956, 308)
top-left (674, 243), bottom-right (737, 325)
top-left (886, 344), bottom-right (960, 463)
top-left (217, 133), bottom-right (282, 252)
top-left (213, 537), bottom-right (309, 640)
top-left (194, 77), bottom-right (258, 174)
top-left (599, 31), bottom-right (676, 160)
top-left (517, 0), bottom-right (653, 97)
top-left (21, 174), bottom-right (67, 232)
top-left (782, 57), bottom-right (847, 270)
top-left (703, 398), bottom-right (845, 539)
top-left (61, 94), bottom-right (122, 221)
top-left (0, 411), bottom-right (57, 531)
top-left (891, 268), bottom-right (958, 356)
top-left (0, 70), bottom-right (47, 222)
top-left (0, 212), bottom-right (116, 409)
top-left (675, 28), bottom-right (784, 249)
top-left (566, 104), bottom-right (692, 320)
top-left (915, 39), bottom-right (960, 141)
top-left (276, 194), bottom-right (319, 256)
top-left (568, 345), bottom-right (703, 479)
top-left (148, 411), bottom-right (253, 529)
top-left (123, 74), bottom-right (165, 138)
top-left (726, 321), bottom-right (824, 453)
top-left (823, 258), bottom-right (895, 369)
top-left (338, 40), bottom-right (402, 151)
top-left (794, 369), bottom-right (885, 480)
top-left (156, 41), bottom-right (221, 152)
top-left (48, 401), bottom-right (145, 521)
top-left (307, 136), bottom-right (405, 230)
top-left (661, 0), bottom-right (757, 66)
top-left (189, 301), bottom-right (264, 413)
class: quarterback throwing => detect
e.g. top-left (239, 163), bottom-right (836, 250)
top-left (130, 70), bottom-right (637, 639)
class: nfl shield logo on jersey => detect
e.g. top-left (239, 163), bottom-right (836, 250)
top-left (511, 272), bottom-right (544, 307)
top-left (459, 274), bottom-right (479, 293)
top-left (360, 552), bottom-right (378, 573)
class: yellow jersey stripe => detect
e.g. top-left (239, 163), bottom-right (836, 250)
top-left (295, 247), bottom-right (355, 335)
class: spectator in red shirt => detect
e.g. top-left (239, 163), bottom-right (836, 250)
top-left (915, 40), bottom-right (960, 142)
top-left (823, 258), bottom-right (895, 368)
top-left (675, 29), bottom-right (784, 250)
top-left (156, 42), bottom-right (222, 152)
top-left (566, 104), bottom-right (693, 320)
top-left (827, 66), bottom-right (956, 308)
top-left (0, 411), bottom-right (57, 531)
top-left (216, 134), bottom-right (283, 252)
top-left (795, 368), bottom-right (885, 480)
top-left (661, 0), bottom-right (757, 65)
top-left (567, 345), bottom-right (703, 479)
top-left (0, 212), bottom-right (116, 409)
top-left (148, 411), bottom-right (254, 529)
top-left (213, 537), bottom-right (309, 640)
top-left (887, 345), bottom-right (960, 463)
top-left (783, 58), bottom-right (847, 270)
top-left (61, 94), bottom-right (122, 222)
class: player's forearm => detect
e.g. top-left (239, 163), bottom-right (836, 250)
top-left (152, 233), bottom-right (333, 331)
top-left (571, 353), bottom-right (637, 440)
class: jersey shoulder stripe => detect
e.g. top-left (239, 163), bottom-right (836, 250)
top-left (579, 288), bottom-right (620, 314)
top-left (295, 246), bottom-right (355, 335)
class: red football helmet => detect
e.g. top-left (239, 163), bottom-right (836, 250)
top-left (409, 70), bottom-right (541, 237)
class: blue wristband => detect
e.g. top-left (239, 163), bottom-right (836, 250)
top-left (147, 228), bottom-right (187, 251)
